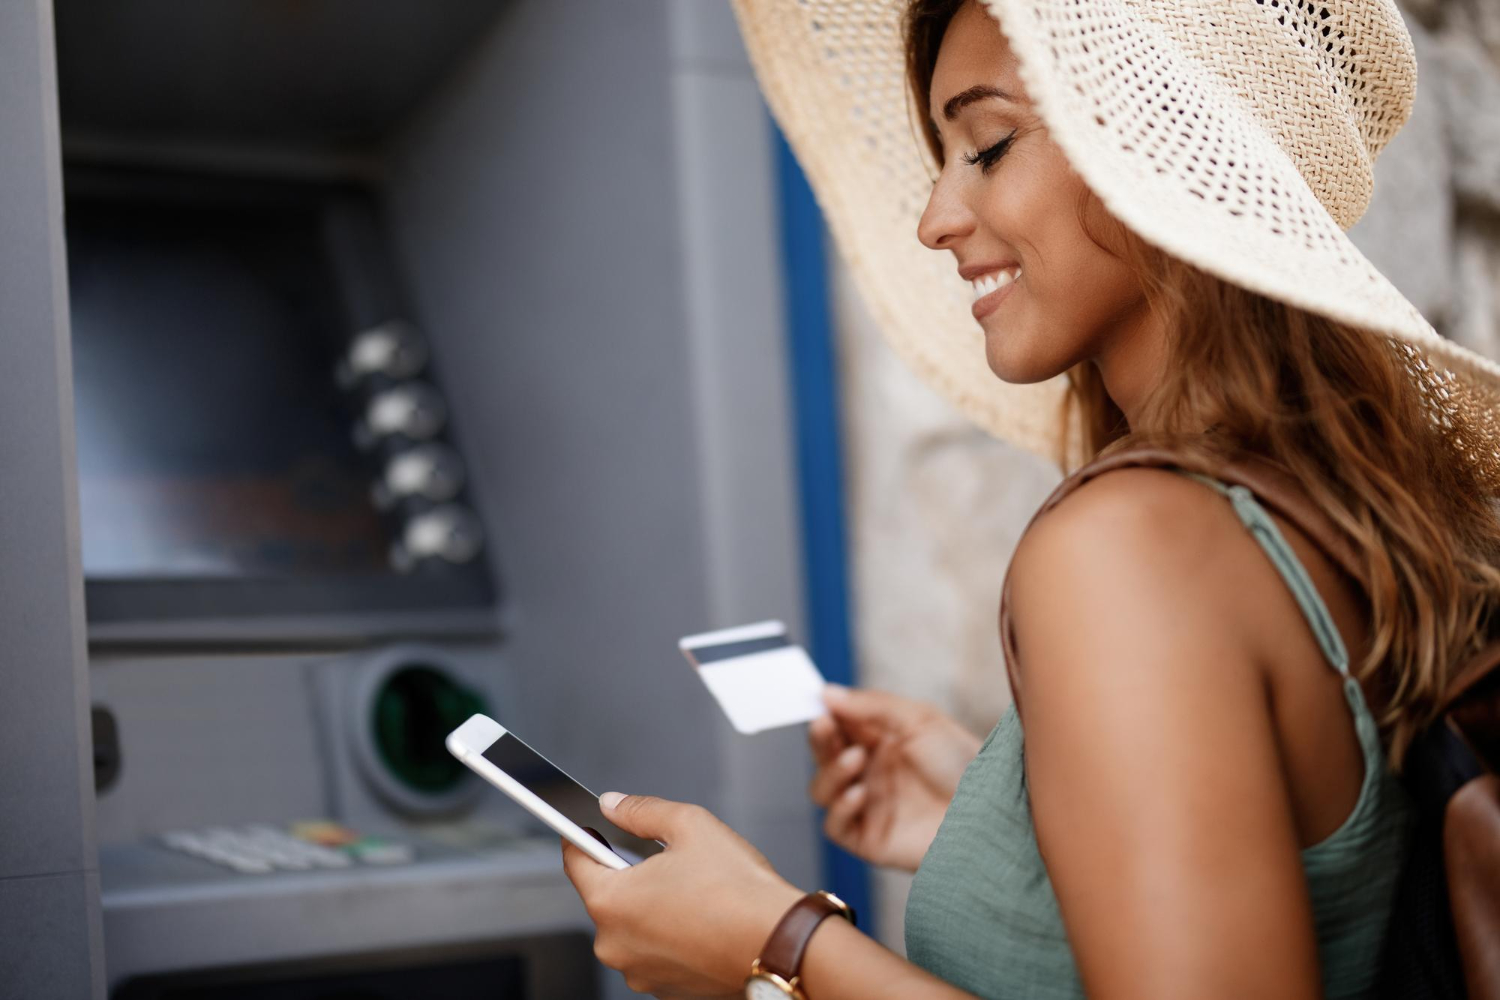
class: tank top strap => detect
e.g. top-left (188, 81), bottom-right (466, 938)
top-left (1174, 469), bottom-right (1352, 680)
top-left (1170, 464), bottom-right (1392, 815)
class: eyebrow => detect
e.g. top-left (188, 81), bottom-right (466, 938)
top-left (937, 84), bottom-right (1018, 123)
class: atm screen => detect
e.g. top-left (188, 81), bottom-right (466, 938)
top-left (66, 191), bottom-right (389, 579)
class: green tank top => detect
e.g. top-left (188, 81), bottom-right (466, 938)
top-left (904, 471), bottom-right (1416, 999)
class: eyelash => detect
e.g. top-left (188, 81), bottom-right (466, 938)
top-left (961, 131), bottom-right (1016, 173)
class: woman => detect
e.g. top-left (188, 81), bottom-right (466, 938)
top-left (561, 0), bottom-right (1500, 997)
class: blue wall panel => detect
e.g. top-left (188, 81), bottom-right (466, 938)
top-left (772, 125), bottom-right (873, 931)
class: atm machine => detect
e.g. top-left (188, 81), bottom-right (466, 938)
top-left (0, 1), bottom-right (821, 997)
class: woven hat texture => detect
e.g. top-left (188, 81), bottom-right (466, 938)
top-left (729, 0), bottom-right (1500, 481)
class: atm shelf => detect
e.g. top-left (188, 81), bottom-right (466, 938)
top-left (100, 836), bottom-right (590, 991)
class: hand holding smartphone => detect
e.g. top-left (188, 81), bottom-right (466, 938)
top-left (446, 714), bottom-right (665, 869)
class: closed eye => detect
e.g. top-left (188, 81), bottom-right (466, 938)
top-left (962, 131), bottom-right (1016, 173)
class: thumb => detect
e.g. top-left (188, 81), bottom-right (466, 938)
top-left (599, 792), bottom-right (694, 842)
top-left (822, 684), bottom-right (927, 740)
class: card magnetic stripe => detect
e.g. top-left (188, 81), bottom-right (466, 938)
top-left (686, 634), bottom-right (791, 665)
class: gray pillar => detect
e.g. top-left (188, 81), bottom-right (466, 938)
top-left (0, 1), bottom-right (106, 997)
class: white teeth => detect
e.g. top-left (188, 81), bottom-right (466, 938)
top-left (970, 267), bottom-right (1021, 302)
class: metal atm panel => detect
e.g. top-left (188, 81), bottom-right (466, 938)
top-left (22, 1), bottom-right (823, 996)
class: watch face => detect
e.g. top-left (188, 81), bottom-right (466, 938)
top-left (745, 974), bottom-right (795, 999)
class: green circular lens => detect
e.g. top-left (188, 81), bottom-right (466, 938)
top-left (371, 665), bottom-right (487, 795)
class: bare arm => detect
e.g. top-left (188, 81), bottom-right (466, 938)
top-left (562, 794), bottom-right (978, 999)
top-left (1008, 469), bottom-right (1324, 1000)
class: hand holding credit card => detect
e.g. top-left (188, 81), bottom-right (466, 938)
top-left (678, 620), bottom-right (827, 734)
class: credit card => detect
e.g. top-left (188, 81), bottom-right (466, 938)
top-left (679, 620), bottom-right (827, 734)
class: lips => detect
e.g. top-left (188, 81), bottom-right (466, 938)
top-left (957, 260), bottom-right (1021, 282)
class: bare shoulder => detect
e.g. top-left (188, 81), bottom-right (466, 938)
top-left (1012, 466), bottom-right (1245, 578)
top-left (1007, 466), bottom-right (1324, 997)
top-left (1009, 468), bottom-right (1266, 650)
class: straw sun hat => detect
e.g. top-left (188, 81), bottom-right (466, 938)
top-left (729, 0), bottom-right (1500, 482)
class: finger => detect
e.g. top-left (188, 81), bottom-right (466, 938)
top-left (808, 743), bottom-right (865, 806)
top-left (807, 743), bottom-right (866, 807)
top-left (560, 837), bottom-right (611, 898)
top-left (821, 684), bottom-right (927, 743)
top-left (822, 781), bottom-right (868, 844)
top-left (600, 792), bottom-right (701, 842)
top-left (867, 734), bottom-right (897, 807)
top-left (808, 711), bottom-right (849, 767)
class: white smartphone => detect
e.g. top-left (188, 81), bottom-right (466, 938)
top-left (445, 714), bottom-right (665, 870)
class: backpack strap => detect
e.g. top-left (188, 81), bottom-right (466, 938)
top-left (998, 443), bottom-right (1368, 718)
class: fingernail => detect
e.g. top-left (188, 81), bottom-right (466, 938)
top-left (599, 791), bottom-right (625, 810)
top-left (838, 744), bottom-right (864, 767)
top-left (822, 683), bottom-right (848, 702)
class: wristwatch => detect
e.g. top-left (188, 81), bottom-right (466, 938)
top-left (744, 890), bottom-right (856, 999)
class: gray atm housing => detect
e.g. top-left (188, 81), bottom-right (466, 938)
top-left (0, 1), bottom-right (821, 997)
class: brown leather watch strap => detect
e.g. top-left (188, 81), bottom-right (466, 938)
top-left (756, 891), bottom-right (855, 983)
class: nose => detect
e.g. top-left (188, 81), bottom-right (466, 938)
top-left (917, 168), bottom-right (976, 251)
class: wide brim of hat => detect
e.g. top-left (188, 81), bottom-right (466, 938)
top-left (729, 0), bottom-right (1500, 479)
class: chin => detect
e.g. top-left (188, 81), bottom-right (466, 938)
top-left (982, 332), bottom-right (1070, 386)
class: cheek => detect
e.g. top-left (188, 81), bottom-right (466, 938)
top-left (1034, 177), bottom-right (1144, 332)
top-left (976, 182), bottom-right (1143, 383)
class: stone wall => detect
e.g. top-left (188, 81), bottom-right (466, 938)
top-left (828, 0), bottom-right (1500, 949)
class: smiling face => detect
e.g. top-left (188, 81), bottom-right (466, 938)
top-left (917, 1), bottom-right (1157, 396)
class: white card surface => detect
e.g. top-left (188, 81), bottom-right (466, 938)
top-left (693, 645), bottom-right (827, 734)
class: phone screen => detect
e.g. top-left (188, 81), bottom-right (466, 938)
top-left (481, 732), bottom-right (665, 864)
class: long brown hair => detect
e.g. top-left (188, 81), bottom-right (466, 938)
top-left (905, 0), bottom-right (1500, 768)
